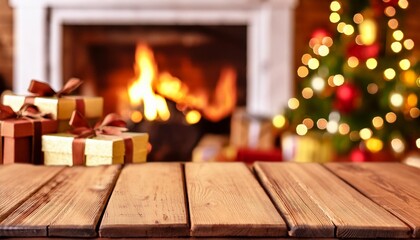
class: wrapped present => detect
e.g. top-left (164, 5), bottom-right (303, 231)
top-left (2, 79), bottom-right (103, 132)
top-left (42, 111), bottom-right (148, 166)
top-left (0, 104), bottom-right (58, 164)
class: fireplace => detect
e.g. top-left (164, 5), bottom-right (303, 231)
top-left (10, 0), bottom-right (298, 160)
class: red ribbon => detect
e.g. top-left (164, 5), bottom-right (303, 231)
top-left (69, 111), bottom-right (134, 165)
top-left (0, 104), bottom-right (51, 164)
top-left (25, 78), bottom-right (86, 115)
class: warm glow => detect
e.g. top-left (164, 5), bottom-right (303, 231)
top-left (393, 30), bottom-right (404, 41)
top-left (273, 115), bottom-right (286, 129)
top-left (403, 39), bottom-right (415, 50)
top-left (410, 108), bottom-right (420, 118)
top-left (311, 76), bottom-right (326, 92)
top-left (327, 121), bottom-right (339, 134)
top-left (337, 22), bottom-right (346, 33)
top-left (353, 13), bottom-right (363, 24)
top-left (338, 123), bottom-right (350, 135)
top-left (372, 116), bottom-right (384, 129)
top-left (390, 92), bottom-right (404, 108)
top-left (366, 138), bottom-right (383, 153)
top-left (359, 128), bottom-right (373, 140)
top-left (385, 6), bottom-right (396, 17)
top-left (322, 37), bottom-right (333, 47)
top-left (398, 0), bottom-right (409, 9)
top-left (302, 53), bottom-right (312, 65)
top-left (388, 19), bottom-right (399, 29)
top-left (391, 138), bottom-right (405, 154)
top-left (385, 112), bottom-right (397, 123)
top-left (288, 98), bottom-right (300, 110)
top-left (330, 13), bottom-right (341, 23)
top-left (391, 42), bottom-right (403, 53)
top-left (366, 58), bottom-right (378, 69)
top-left (317, 118), bottom-right (328, 130)
top-left (347, 56), bottom-right (359, 68)
top-left (185, 110), bottom-right (201, 125)
top-left (399, 59), bottom-right (411, 70)
top-left (318, 45), bottom-right (330, 56)
top-left (296, 124), bottom-right (308, 136)
top-left (333, 74), bottom-right (345, 86)
top-left (417, 138), bottom-right (420, 148)
top-left (297, 66), bottom-right (309, 78)
top-left (407, 93), bottom-right (417, 107)
top-left (302, 87), bottom-right (314, 99)
top-left (131, 110), bottom-right (143, 123)
top-left (330, 1), bottom-right (341, 11)
top-left (303, 118), bottom-right (314, 129)
top-left (343, 24), bottom-right (355, 36)
top-left (384, 68), bottom-right (396, 80)
top-left (359, 19), bottom-right (377, 44)
top-left (367, 83), bottom-right (379, 94)
top-left (308, 58), bottom-right (320, 69)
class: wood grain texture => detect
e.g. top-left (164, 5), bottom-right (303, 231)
top-left (99, 163), bottom-right (189, 237)
top-left (325, 162), bottom-right (420, 238)
top-left (185, 162), bottom-right (287, 237)
top-left (254, 162), bottom-right (411, 239)
top-left (254, 162), bottom-right (334, 237)
top-left (0, 164), bottom-right (63, 223)
top-left (0, 165), bottom-right (120, 237)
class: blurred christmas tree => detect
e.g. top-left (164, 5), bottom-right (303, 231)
top-left (278, 0), bottom-right (420, 161)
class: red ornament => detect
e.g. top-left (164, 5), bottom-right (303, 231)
top-left (334, 82), bottom-right (361, 114)
top-left (350, 147), bottom-right (370, 162)
top-left (311, 28), bottom-right (331, 40)
top-left (347, 42), bottom-right (380, 62)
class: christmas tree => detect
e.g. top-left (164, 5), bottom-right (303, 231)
top-left (278, 0), bottom-right (420, 161)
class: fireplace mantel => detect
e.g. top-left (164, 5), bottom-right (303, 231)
top-left (10, 0), bottom-right (298, 117)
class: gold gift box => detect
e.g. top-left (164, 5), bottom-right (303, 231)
top-left (42, 132), bottom-right (149, 166)
top-left (3, 95), bottom-right (103, 132)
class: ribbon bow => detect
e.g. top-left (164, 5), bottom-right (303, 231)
top-left (0, 104), bottom-right (50, 120)
top-left (69, 111), bottom-right (133, 165)
top-left (28, 78), bottom-right (83, 97)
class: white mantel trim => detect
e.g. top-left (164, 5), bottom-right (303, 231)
top-left (10, 0), bottom-right (298, 117)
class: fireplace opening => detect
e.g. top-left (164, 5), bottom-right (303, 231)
top-left (63, 24), bottom-right (247, 161)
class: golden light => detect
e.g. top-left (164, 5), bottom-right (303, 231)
top-left (390, 92), bottom-right (404, 108)
top-left (337, 22), bottom-right (346, 33)
top-left (302, 87), bottom-right (314, 99)
top-left (309, 38), bottom-right (318, 48)
top-left (308, 58), bottom-right (320, 70)
top-left (384, 68), bottom-right (396, 80)
top-left (302, 53), bottom-right (312, 65)
top-left (327, 76), bottom-right (334, 87)
top-left (366, 58), bottom-right (378, 70)
top-left (359, 19), bottom-right (377, 44)
top-left (388, 19), bottom-right (399, 29)
top-left (385, 112), bottom-right (397, 123)
top-left (398, 0), bottom-right (409, 9)
top-left (333, 74), bottom-right (345, 86)
top-left (296, 124), bottom-right (308, 136)
top-left (353, 13), bottom-right (364, 24)
top-left (399, 59), bottom-right (411, 70)
top-left (311, 76), bottom-right (326, 92)
top-left (273, 114), bottom-right (286, 129)
top-left (130, 110), bottom-right (143, 123)
top-left (327, 121), bottom-right (339, 134)
top-left (393, 30), bottom-right (404, 41)
top-left (318, 45), bottom-right (330, 56)
top-left (303, 118), bottom-right (314, 129)
top-left (372, 116), bottom-right (384, 129)
top-left (349, 131), bottom-right (360, 141)
top-left (313, 44), bottom-right (321, 55)
top-left (367, 83), bottom-right (379, 94)
top-left (401, 70), bottom-right (417, 86)
top-left (391, 138), bottom-right (405, 154)
top-left (385, 6), bottom-right (396, 17)
top-left (403, 39), bottom-right (415, 50)
top-left (297, 66), bottom-right (309, 78)
top-left (338, 123), bottom-right (350, 135)
top-left (343, 24), bottom-right (355, 36)
top-left (185, 110), bottom-right (201, 125)
top-left (391, 42), bottom-right (403, 53)
top-left (417, 77), bottom-right (420, 87)
top-left (330, 12), bottom-right (341, 23)
top-left (330, 1), bottom-right (341, 11)
top-left (355, 35), bottom-right (363, 45)
top-left (359, 128), bottom-right (373, 140)
top-left (417, 138), bottom-right (420, 149)
top-left (317, 118), bottom-right (328, 130)
top-left (410, 108), bottom-right (420, 118)
top-left (407, 93), bottom-right (418, 107)
top-left (322, 37), bottom-right (334, 47)
top-left (366, 138), bottom-right (383, 153)
top-left (347, 56), bottom-right (359, 68)
top-left (288, 98), bottom-right (300, 110)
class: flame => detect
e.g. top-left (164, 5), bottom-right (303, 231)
top-left (127, 43), bottom-right (237, 123)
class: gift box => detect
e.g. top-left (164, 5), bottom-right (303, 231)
top-left (3, 95), bottom-right (103, 132)
top-left (42, 132), bottom-right (149, 166)
top-left (1, 118), bottom-right (58, 164)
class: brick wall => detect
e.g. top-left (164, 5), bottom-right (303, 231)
top-left (0, 0), bottom-right (13, 90)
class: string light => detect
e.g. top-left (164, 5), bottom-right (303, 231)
top-left (353, 13), bottom-right (363, 24)
top-left (393, 30), bottom-right (404, 41)
top-left (407, 93), bottom-right (418, 107)
top-left (296, 124), bottom-right (308, 136)
top-left (366, 138), bottom-right (383, 153)
top-left (330, 1), bottom-right (341, 11)
top-left (185, 110), bottom-right (201, 124)
top-left (347, 56), bottom-right (359, 68)
top-left (384, 68), bottom-right (396, 80)
top-left (391, 42), bottom-right (403, 53)
top-left (273, 114), bottom-right (286, 129)
top-left (359, 19), bottom-right (377, 44)
top-left (385, 6), bottom-right (396, 17)
top-left (390, 92), bottom-right (404, 108)
top-left (410, 108), bottom-right (420, 118)
top-left (416, 138), bottom-right (420, 149)
top-left (399, 59), bottom-right (411, 70)
top-left (317, 118), bottom-right (328, 130)
top-left (297, 66), bottom-right (309, 78)
top-left (330, 13), bottom-right (341, 23)
top-left (303, 118), bottom-right (314, 129)
top-left (388, 19), bottom-right (399, 29)
top-left (367, 83), bottom-right (379, 94)
top-left (372, 116), bottom-right (384, 129)
top-left (327, 121), bottom-right (339, 133)
top-left (308, 58), bottom-right (320, 69)
top-left (322, 37), bottom-right (334, 47)
top-left (366, 58), bottom-right (378, 69)
top-left (398, 0), bottom-right (409, 9)
top-left (338, 123), bottom-right (350, 135)
top-left (343, 24), bottom-right (355, 35)
top-left (288, 98), bottom-right (300, 110)
top-left (391, 137), bottom-right (405, 154)
top-left (385, 112), bottom-right (397, 123)
top-left (318, 45), bottom-right (330, 56)
top-left (337, 22), bottom-right (346, 33)
top-left (359, 128), bottom-right (373, 140)
top-left (311, 76), bottom-right (326, 92)
top-left (349, 131), bottom-right (360, 141)
top-left (403, 39), bottom-right (414, 50)
top-left (333, 74), bottom-right (345, 86)
top-left (302, 87), bottom-right (314, 99)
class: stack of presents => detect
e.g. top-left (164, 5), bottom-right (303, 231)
top-left (0, 79), bottom-right (149, 166)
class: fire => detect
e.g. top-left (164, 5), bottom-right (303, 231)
top-left (127, 43), bottom-right (237, 123)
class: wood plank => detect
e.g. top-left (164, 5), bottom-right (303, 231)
top-left (254, 162), bottom-right (411, 238)
top-left (325, 162), bottom-right (420, 238)
top-left (185, 162), bottom-right (287, 237)
top-left (0, 165), bottom-right (120, 237)
top-left (99, 163), bottom-right (189, 237)
top-left (0, 164), bottom-right (64, 222)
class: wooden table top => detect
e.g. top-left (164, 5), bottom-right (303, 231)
top-left (0, 162), bottom-right (419, 239)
